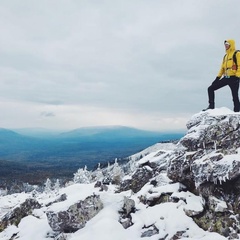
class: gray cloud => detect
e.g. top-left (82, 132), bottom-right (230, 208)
top-left (0, 0), bottom-right (239, 130)
top-left (40, 112), bottom-right (55, 118)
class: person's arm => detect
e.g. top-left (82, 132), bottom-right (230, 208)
top-left (217, 57), bottom-right (225, 78)
top-left (235, 52), bottom-right (240, 77)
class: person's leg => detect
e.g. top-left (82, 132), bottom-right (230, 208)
top-left (204, 77), bottom-right (229, 110)
top-left (229, 77), bottom-right (240, 112)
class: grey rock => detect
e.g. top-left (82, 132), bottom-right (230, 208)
top-left (46, 193), bottom-right (67, 207)
top-left (0, 198), bottom-right (41, 231)
top-left (46, 194), bottom-right (103, 233)
top-left (94, 181), bottom-right (108, 191)
top-left (167, 111), bottom-right (240, 238)
top-left (119, 196), bottom-right (135, 229)
top-left (141, 224), bottom-right (159, 237)
top-left (120, 166), bottom-right (154, 193)
top-left (168, 112), bottom-right (240, 189)
top-left (122, 196), bottom-right (135, 216)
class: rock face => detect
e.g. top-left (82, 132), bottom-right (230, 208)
top-left (43, 110), bottom-right (240, 238)
top-left (119, 196), bottom-right (136, 229)
top-left (46, 194), bottom-right (103, 233)
top-left (120, 166), bottom-right (154, 193)
top-left (2, 108), bottom-right (240, 239)
top-left (167, 109), bottom-right (240, 236)
top-left (0, 198), bottom-right (41, 231)
top-left (168, 110), bottom-right (240, 189)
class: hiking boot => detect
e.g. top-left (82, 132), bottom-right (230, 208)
top-left (202, 104), bottom-right (214, 111)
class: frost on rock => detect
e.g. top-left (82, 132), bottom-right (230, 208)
top-left (46, 194), bottom-right (103, 233)
top-left (171, 191), bottom-right (205, 217)
top-left (168, 109), bottom-right (240, 190)
top-left (180, 109), bottom-right (240, 152)
top-left (190, 155), bottom-right (240, 187)
top-left (165, 109), bottom-right (240, 238)
top-left (209, 196), bottom-right (228, 213)
top-left (2, 108), bottom-right (240, 240)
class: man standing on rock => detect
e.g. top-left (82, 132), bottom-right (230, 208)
top-left (203, 39), bottom-right (240, 112)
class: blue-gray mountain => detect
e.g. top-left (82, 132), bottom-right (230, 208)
top-left (0, 126), bottom-right (184, 187)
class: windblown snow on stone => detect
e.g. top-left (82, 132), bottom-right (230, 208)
top-left (1, 108), bottom-right (240, 239)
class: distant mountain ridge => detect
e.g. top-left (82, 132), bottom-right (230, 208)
top-left (0, 126), bottom-right (186, 158)
top-left (13, 125), bottom-right (185, 140)
top-left (0, 126), bottom-right (185, 185)
top-left (58, 125), bottom-right (181, 140)
top-left (13, 128), bottom-right (62, 138)
top-left (0, 126), bottom-right (185, 160)
top-left (0, 128), bottom-right (23, 138)
top-left (0, 128), bottom-right (42, 154)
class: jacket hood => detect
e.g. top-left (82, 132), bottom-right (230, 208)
top-left (225, 39), bottom-right (236, 53)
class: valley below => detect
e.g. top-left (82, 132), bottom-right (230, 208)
top-left (0, 126), bottom-right (184, 190)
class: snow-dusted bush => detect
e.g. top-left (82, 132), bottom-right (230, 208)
top-left (128, 157), bottom-right (137, 174)
top-left (54, 179), bottom-right (60, 193)
top-left (94, 163), bottom-right (104, 181)
top-left (73, 166), bottom-right (91, 184)
top-left (111, 159), bottom-right (124, 184)
top-left (44, 178), bottom-right (52, 193)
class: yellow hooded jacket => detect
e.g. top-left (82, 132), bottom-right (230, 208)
top-left (217, 39), bottom-right (240, 78)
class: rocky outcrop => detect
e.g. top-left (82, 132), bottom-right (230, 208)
top-left (94, 181), bottom-right (108, 191)
top-left (141, 224), bottom-right (159, 238)
top-left (119, 196), bottom-right (136, 229)
top-left (119, 166), bottom-right (154, 193)
top-left (46, 193), bottom-right (67, 207)
top-left (2, 108), bottom-right (240, 239)
top-left (167, 109), bottom-right (240, 237)
top-left (46, 194), bottom-right (103, 233)
top-left (183, 111), bottom-right (240, 151)
top-left (44, 110), bottom-right (240, 238)
top-left (0, 198), bottom-right (41, 231)
top-left (168, 110), bottom-right (240, 189)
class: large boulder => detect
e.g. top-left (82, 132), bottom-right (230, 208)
top-left (0, 198), bottom-right (41, 231)
top-left (168, 109), bottom-right (240, 189)
top-left (46, 194), bottom-right (103, 233)
top-left (119, 166), bottom-right (154, 193)
top-left (181, 109), bottom-right (240, 152)
top-left (167, 109), bottom-right (240, 237)
top-left (118, 196), bottom-right (136, 229)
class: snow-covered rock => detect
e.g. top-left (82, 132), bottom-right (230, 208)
top-left (46, 194), bottom-right (103, 232)
top-left (0, 198), bottom-right (41, 231)
top-left (168, 108), bottom-right (240, 188)
top-left (208, 196), bottom-right (228, 213)
top-left (1, 108), bottom-right (240, 240)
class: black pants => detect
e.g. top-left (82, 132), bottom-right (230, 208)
top-left (208, 76), bottom-right (240, 111)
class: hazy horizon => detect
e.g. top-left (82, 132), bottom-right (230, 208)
top-left (9, 125), bottom-right (186, 134)
top-left (1, 1), bottom-right (239, 131)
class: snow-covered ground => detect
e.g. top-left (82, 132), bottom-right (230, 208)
top-left (1, 107), bottom-right (240, 240)
top-left (0, 176), bottom-right (227, 240)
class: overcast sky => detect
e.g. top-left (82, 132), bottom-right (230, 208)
top-left (0, 0), bottom-right (240, 131)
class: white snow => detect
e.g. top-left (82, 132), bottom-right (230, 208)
top-left (130, 142), bottom-right (177, 162)
top-left (0, 181), bottom-right (228, 240)
top-left (207, 107), bottom-right (237, 116)
top-left (1, 108), bottom-right (239, 240)
top-left (184, 107), bottom-right (239, 140)
top-left (209, 196), bottom-right (228, 213)
top-left (46, 183), bottom-right (97, 212)
top-left (0, 192), bottom-right (31, 219)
